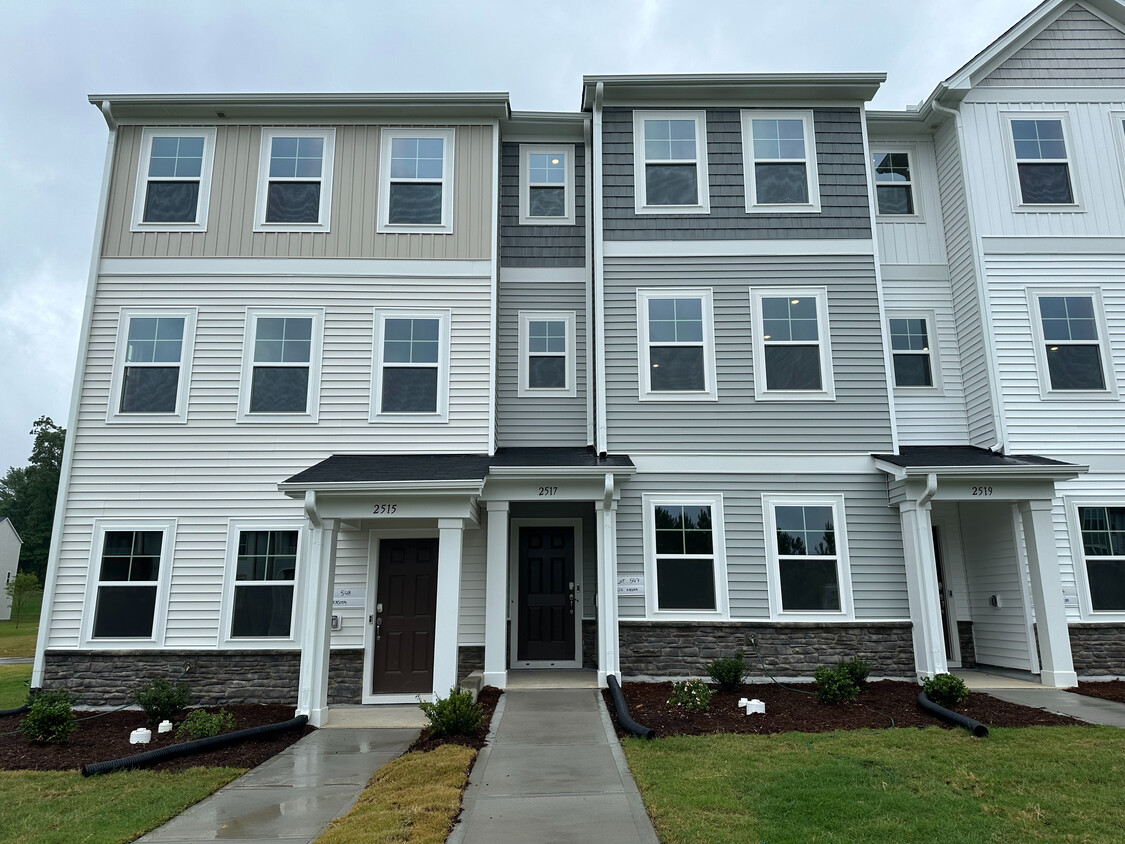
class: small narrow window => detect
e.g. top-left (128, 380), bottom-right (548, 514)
top-left (131, 128), bottom-right (216, 231)
top-left (92, 530), bottom-right (163, 638)
top-left (110, 309), bottom-right (196, 422)
top-left (873, 151), bottom-right (916, 215)
top-left (239, 309), bottom-right (323, 421)
top-left (888, 314), bottom-right (937, 389)
top-left (519, 144), bottom-right (576, 225)
top-left (742, 110), bottom-right (820, 212)
top-left (637, 289), bottom-right (716, 400)
top-left (231, 530), bottom-right (298, 638)
top-left (1037, 295), bottom-right (1106, 392)
top-left (373, 310), bottom-right (449, 420)
top-left (632, 111), bottom-right (709, 213)
top-left (518, 311), bottom-right (576, 396)
top-left (254, 129), bottom-right (335, 231)
top-left (378, 129), bottom-right (455, 233)
top-left (751, 288), bottom-right (835, 399)
top-left (1010, 117), bottom-right (1074, 204)
top-left (1078, 506), bottom-right (1125, 612)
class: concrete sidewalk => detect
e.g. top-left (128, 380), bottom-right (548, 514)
top-left (957, 669), bottom-right (1125, 728)
top-left (137, 727), bottom-right (418, 844)
top-left (450, 688), bottom-right (657, 844)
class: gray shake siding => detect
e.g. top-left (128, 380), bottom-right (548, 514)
top-left (603, 255), bottom-right (894, 453)
top-left (499, 142), bottom-right (586, 267)
top-left (601, 107), bottom-right (871, 240)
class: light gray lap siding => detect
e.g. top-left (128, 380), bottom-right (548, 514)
top-left (614, 472), bottom-right (908, 621)
top-left (603, 255), bottom-right (894, 453)
top-left (499, 142), bottom-right (586, 267)
top-left (602, 107), bottom-right (871, 240)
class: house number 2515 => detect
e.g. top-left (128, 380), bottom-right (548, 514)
top-left (372, 503), bottom-right (398, 514)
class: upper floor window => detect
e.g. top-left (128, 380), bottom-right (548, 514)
top-left (1077, 505), bottom-right (1125, 613)
top-left (372, 309), bottom-right (450, 421)
top-left (872, 150), bottom-right (917, 216)
top-left (750, 288), bottom-right (835, 400)
top-left (636, 289), bottom-right (717, 401)
top-left (632, 111), bottom-right (710, 214)
top-left (1006, 115), bottom-right (1076, 206)
top-left (377, 128), bottom-right (456, 234)
top-left (131, 128), bottom-right (216, 232)
top-left (763, 495), bottom-right (853, 620)
top-left (84, 519), bottom-right (175, 644)
top-left (742, 110), bottom-right (820, 212)
top-left (888, 312), bottom-right (939, 390)
top-left (238, 309), bottom-right (323, 421)
top-left (642, 494), bottom-right (729, 618)
top-left (518, 311), bottom-right (577, 397)
top-left (109, 309), bottom-right (197, 423)
top-left (253, 128), bottom-right (335, 232)
top-left (519, 144), bottom-right (576, 225)
top-left (1029, 291), bottom-right (1115, 398)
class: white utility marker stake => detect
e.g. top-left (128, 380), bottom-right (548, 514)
top-left (130, 727), bottom-right (152, 744)
top-left (737, 697), bottom-right (766, 715)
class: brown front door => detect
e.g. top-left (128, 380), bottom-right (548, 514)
top-left (371, 538), bottom-right (438, 694)
top-left (517, 526), bottom-right (576, 662)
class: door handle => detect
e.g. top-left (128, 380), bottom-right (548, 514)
top-left (375, 616), bottom-right (382, 641)
top-left (569, 582), bottom-right (575, 615)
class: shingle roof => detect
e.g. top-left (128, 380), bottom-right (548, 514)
top-left (874, 445), bottom-right (1075, 470)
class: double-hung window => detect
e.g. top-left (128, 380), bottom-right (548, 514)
top-left (1006, 115), bottom-right (1076, 206)
top-left (887, 311), bottom-right (939, 390)
top-left (763, 495), bottom-right (853, 619)
top-left (239, 309), bottom-right (323, 421)
top-left (518, 311), bottom-right (576, 397)
top-left (519, 144), bottom-right (576, 225)
top-left (632, 111), bottom-right (709, 213)
top-left (378, 128), bottom-right (456, 233)
top-left (1076, 506), bottom-right (1125, 613)
top-left (1029, 291), bottom-right (1114, 397)
top-left (750, 288), bottom-right (835, 400)
top-left (872, 149), bottom-right (918, 216)
top-left (227, 527), bottom-right (300, 640)
top-left (742, 110), bottom-right (820, 212)
top-left (85, 519), bottom-right (175, 643)
top-left (254, 128), bottom-right (335, 231)
top-left (131, 128), bottom-right (216, 231)
top-left (109, 308), bottom-right (197, 422)
top-left (372, 309), bottom-right (450, 420)
top-left (636, 289), bottom-right (717, 400)
top-left (643, 495), bottom-right (728, 617)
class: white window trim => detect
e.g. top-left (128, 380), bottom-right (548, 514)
top-left (371, 308), bottom-right (451, 423)
top-left (517, 310), bottom-right (577, 398)
top-left (518, 144), bottom-right (576, 226)
top-left (870, 143), bottom-right (924, 222)
top-left (749, 286), bottom-right (836, 401)
top-left (107, 307), bottom-right (197, 424)
top-left (252, 128), bottom-right (336, 233)
top-left (636, 288), bottom-right (718, 402)
top-left (130, 127), bottom-right (217, 233)
top-left (1066, 498), bottom-right (1125, 622)
top-left (741, 109), bottom-right (821, 214)
top-left (642, 493), bottom-right (729, 620)
top-left (237, 308), bottom-right (324, 423)
top-left (377, 128), bottom-right (456, 234)
top-left (81, 518), bottom-right (176, 647)
top-left (219, 519), bottom-right (305, 648)
top-left (762, 494), bottom-right (854, 621)
top-left (1026, 288), bottom-right (1117, 401)
top-left (632, 110), bottom-right (710, 215)
top-left (1001, 111), bottom-right (1082, 212)
top-left (886, 309), bottom-right (943, 395)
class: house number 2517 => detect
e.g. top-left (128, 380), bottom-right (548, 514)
top-left (372, 503), bottom-right (398, 514)
top-left (538, 486), bottom-right (558, 496)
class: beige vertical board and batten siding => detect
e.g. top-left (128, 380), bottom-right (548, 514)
top-left (870, 137), bottom-right (948, 266)
top-left (104, 125), bottom-right (494, 260)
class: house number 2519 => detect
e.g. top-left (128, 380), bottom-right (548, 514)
top-left (971, 486), bottom-right (993, 497)
top-left (372, 503), bottom-right (398, 514)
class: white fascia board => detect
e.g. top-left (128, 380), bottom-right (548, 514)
top-left (603, 239), bottom-right (875, 258)
top-left (486, 466), bottom-right (636, 478)
top-left (982, 236), bottom-right (1125, 255)
top-left (631, 453), bottom-right (879, 474)
top-left (99, 257), bottom-right (493, 278)
top-left (874, 462), bottom-right (1088, 481)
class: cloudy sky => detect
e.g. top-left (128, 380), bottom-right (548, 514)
top-left (0, 0), bottom-right (1040, 472)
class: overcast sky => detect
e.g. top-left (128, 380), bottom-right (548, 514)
top-left (0, 0), bottom-right (1040, 472)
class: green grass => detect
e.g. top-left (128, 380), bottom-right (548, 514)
top-left (0, 768), bottom-right (245, 844)
top-left (0, 591), bottom-right (41, 658)
top-left (623, 726), bottom-right (1125, 843)
top-left (0, 664), bottom-right (31, 709)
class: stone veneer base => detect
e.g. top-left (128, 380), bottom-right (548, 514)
top-left (1069, 623), bottom-right (1125, 676)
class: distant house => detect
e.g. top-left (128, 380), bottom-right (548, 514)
top-left (0, 518), bottom-right (22, 621)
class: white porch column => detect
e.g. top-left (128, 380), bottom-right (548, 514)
top-left (898, 500), bottom-right (947, 679)
top-left (596, 497), bottom-right (621, 685)
top-left (433, 518), bottom-right (465, 696)
top-left (297, 518), bottom-right (339, 727)
top-left (483, 502), bottom-right (509, 688)
top-left (1018, 499), bottom-right (1078, 688)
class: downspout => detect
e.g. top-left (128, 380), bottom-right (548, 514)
top-left (584, 117), bottom-right (595, 447)
top-left (487, 117), bottom-right (501, 456)
top-left (303, 490), bottom-right (321, 529)
top-left (33, 101), bottom-right (118, 687)
top-left (931, 94), bottom-right (1007, 452)
top-left (592, 83), bottom-right (609, 455)
top-left (919, 472), bottom-right (937, 507)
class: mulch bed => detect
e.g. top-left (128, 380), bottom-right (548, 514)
top-left (1075, 680), bottom-right (1125, 705)
top-left (408, 686), bottom-right (502, 753)
top-left (0, 704), bottom-right (314, 773)
top-left (603, 680), bottom-right (1084, 738)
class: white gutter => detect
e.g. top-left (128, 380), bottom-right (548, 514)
top-left (592, 82), bottom-right (609, 454)
top-left (33, 101), bottom-right (118, 687)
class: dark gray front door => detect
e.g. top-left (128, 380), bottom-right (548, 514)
top-left (517, 526), bottom-right (576, 662)
top-left (372, 538), bottom-right (438, 694)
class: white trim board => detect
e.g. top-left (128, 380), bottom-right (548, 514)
top-left (603, 239), bottom-right (875, 258)
top-left (628, 454), bottom-right (879, 474)
top-left (982, 236), bottom-right (1125, 255)
top-left (99, 257), bottom-right (494, 278)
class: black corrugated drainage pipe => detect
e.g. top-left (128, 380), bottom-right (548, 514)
top-left (917, 691), bottom-right (989, 737)
top-left (0, 703), bottom-right (29, 717)
top-left (81, 714), bottom-right (309, 776)
top-left (607, 675), bottom-right (655, 739)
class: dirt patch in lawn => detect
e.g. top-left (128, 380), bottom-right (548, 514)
top-left (0, 704), bottom-right (313, 772)
top-left (603, 680), bottom-right (1084, 738)
top-left (408, 686), bottom-right (502, 754)
top-left (1075, 680), bottom-right (1125, 705)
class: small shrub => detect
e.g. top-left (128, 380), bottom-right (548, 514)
top-left (176, 708), bottom-right (237, 741)
top-left (418, 688), bottom-right (483, 738)
top-left (923, 673), bottom-right (970, 708)
top-left (667, 679), bottom-right (713, 712)
top-left (133, 677), bottom-right (192, 727)
top-left (837, 658), bottom-right (871, 690)
top-left (709, 651), bottom-right (749, 693)
top-left (19, 689), bottom-right (77, 744)
top-left (814, 665), bottom-right (860, 705)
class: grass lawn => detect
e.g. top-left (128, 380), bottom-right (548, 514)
top-left (0, 591), bottom-right (41, 659)
top-left (0, 664), bottom-right (31, 709)
top-left (624, 726), bottom-right (1125, 843)
top-left (0, 768), bottom-right (245, 844)
top-left (316, 744), bottom-right (476, 844)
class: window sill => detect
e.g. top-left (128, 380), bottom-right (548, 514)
top-left (638, 392), bottom-right (718, 402)
top-left (876, 213), bottom-right (925, 223)
top-left (220, 638), bottom-right (299, 650)
top-left (648, 609), bottom-right (728, 621)
top-left (754, 391), bottom-right (836, 402)
top-left (376, 222), bottom-right (453, 235)
top-left (893, 385), bottom-right (945, 397)
top-left (1037, 390), bottom-right (1119, 402)
top-left (370, 413), bottom-right (450, 424)
top-left (252, 221), bottom-right (331, 234)
top-left (634, 204), bottom-right (711, 215)
top-left (519, 215), bottom-right (577, 227)
top-left (1013, 203), bottom-right (1085, 213)
top-left (518, 387), bottom-right (578, 399)
top-left (770, 612), bottom-right (856, 623)
top-left (106, 414), bottom-right (189, 424)
top-left (130, 221), bottom-right (208, 233)
top-left (236, 413), bottom-right (320, 424)
top-left (746, 204), bottom-right (822, 214)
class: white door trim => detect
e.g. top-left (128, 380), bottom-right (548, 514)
top-left (508, 518), bottom-right (583, 670)
top-left (930, 517), bottom-right (962, 668)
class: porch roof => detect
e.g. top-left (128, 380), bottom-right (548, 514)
top-left (873, 446), bottom-right (1085, 480)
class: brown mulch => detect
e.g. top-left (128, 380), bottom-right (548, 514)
top-left (408, 686), bottom-right (502, 753)
top-left (602, 680), bottom-right (1084, 738)
top-left (0, 704), bottom-right (314, 772)
top-left (1075, 680), bottom-right (1125, 705)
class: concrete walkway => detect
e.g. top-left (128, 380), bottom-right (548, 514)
top-left (956, 668), bottom-right (1125, 728)
top-left (450, 688), bottom-right (658, 844)
top-left (0, 657), bottom-right (32, 665)
top-left (137, 727), bottom-right (418, 844)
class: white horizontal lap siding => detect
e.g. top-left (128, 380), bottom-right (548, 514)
top-left (329, 531), bottom-right (369, 650)
top-left (602, 255), bottom-right (894, 453)
top-left (871, 138), bottom-right (947, 265)
top-left (458, 527), bottom-right (486, 645)
top-left (986, 253), bottom-right (1125, 454)
top-left (1053, 473), bottom-right (1125, 622)
top-left (615, 472), bottom-right (907, 621)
